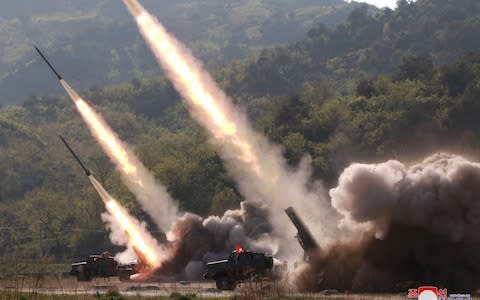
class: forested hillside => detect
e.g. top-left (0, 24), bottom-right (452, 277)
top-left (1, 0), bottom-right (480, 273)
top-left (0, 0), bottom-right (364, 104)
top-left (223, 0), bottom-right (480, 97)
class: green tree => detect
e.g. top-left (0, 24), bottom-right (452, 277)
top-left (395, 55), bottom-right (434, 81)
top-left (210, 188), bottom-right (242, 216)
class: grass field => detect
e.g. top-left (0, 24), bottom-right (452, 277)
top-left (0, 291), bottom-right (228, 300)
top-left (0, 290), bottom-right (412, 300)
top-left (0, 275), bottom-right (464, 300)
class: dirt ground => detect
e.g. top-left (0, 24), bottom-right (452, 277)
top-left (0, 276), bottom-right (224, 296)
top-left (1, 276), bottom-right (472, 299)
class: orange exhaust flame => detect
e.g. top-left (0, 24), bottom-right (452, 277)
top-left (75, 99), bottom-right (137, 175)
top-left (57, 79), bottom-right (169, 270)
top-left (60, 80), bottom-right (81, 102)
top-left (89, 176), bottom-right (165, 268)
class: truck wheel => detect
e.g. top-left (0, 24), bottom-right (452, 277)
top-left (215, 276), bottom-right (228, 290)
top-left (228, 279), bottom-right (237, 290)
top-left (76, 266), bottom-right (92, 281)
top-left (216, 276), bottom-right (236, 290)
top-left (118, 271), bottom-right (132, 282)
top-left (77, 271), bottom-right (92, 281)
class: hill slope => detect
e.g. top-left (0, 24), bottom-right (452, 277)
top-left (1, 0), bottom-right (480, 270)
top-left (0, 0), bottom-right (367, 104)
top-left (223, 0), bottom-right (480, 97)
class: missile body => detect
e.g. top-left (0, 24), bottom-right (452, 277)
top-left (34, 46), bottom-right (81, 102)
top-left (59, 136), bottom-right (91, 176)
top-left (34, 46), bottom-right (62, 80)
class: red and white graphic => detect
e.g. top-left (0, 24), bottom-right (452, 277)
top-left (437, 288), bottom-right (448, 299)
top-left (408, 286), bottom-right (448, 300)
top-left (418, 287), bottom-right (438, 300)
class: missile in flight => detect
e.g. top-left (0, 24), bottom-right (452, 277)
top-left (59, 135), bottom-right (91, 177)
top-left (34, 45), bottom-right (81, 102)
top-left (34, 45), bottom-right (62, 81)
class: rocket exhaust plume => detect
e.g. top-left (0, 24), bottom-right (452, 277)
top-left (38, 47), bottom-right (276, 281)
top-left (90, 176), bottom-right (166, 268)
top-left (123, 0), bottom-right (339, 255)
top-left (35, 46), bottom-right (178, 233)
top-left (142, 201), bottom-right (277, 281)
top-left (60, 136), bottom-right (167, 269)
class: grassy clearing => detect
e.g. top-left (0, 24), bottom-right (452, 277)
top-left (0, 290), bottom-right (230, 300)
top-left (0, 290), bottom-right (416, 300)
top-left (0, 276), bottom-right (415, 300)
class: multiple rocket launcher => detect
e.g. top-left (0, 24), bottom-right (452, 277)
top-left (36, 46), bottom-right (162, 273)
top-left (35, 27), bottom-right (319, 267)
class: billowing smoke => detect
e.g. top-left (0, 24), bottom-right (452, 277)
top-left (331, 153), bottom-right (480, 241)
top-left (296, 153), bottom-right (480, 292)
top-left (61, 79), bottom-right (178, 232)
top-left (124, 0), bottom-right (339, 259)
top-left (150, 201), bottom-right (277, 280)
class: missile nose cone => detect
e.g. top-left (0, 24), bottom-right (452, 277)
top-left (124, 0), bottom-right (144, 18)
top-left (34, 45), bottom-right (62, 80)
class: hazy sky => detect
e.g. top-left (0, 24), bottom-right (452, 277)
top-left (350, 0), bottom-right (398, 9)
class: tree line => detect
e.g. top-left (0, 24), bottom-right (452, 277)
top-left (0, 0), bottom-right (479, 271)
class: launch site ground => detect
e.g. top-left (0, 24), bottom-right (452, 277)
top-left (0, 276), bottom-right (419, 299)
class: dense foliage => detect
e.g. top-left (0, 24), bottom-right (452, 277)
top-left (222, 0), bottom-right (480, 98)
top-left (0, 0), bottom-right (362, 104)
top-left (1, 0), bottom-right (480, 273)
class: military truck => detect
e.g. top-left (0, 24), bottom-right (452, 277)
top-left (70, 252), bottom-right (136, 281)
top-left (204, 246), bottom-right (274, 290)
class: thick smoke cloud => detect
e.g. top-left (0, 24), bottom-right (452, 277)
top-left (331, 153), bottom-right (480, 241)
top-left (151, 201), bottom-right (277, 280)
top-left (297, 153), bottom-right (480, 292)
top-left (330, 159), bottom-right (405, 238)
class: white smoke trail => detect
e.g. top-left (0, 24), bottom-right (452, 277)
top-left (124, 0), bottom-right (340, 255)
top-left (89, 175), bottom-right (168, 268)
top-left (60, 79), bottom-right (178, 232)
